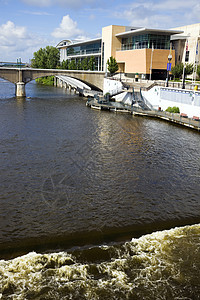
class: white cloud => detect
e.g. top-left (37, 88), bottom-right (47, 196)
top-left (51, 15), bottom-right (86, 40)
top-left (114, 0), bottom-right (200, 29)
top-left (0, 21), bottom-right (49, 62)
top-left (0, 21), bottom-right (27, 43)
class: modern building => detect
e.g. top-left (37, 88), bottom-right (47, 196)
top-left (171, 23), bottom-right (200, 66)
top-left (57, 38), bottom-right (102, 71)
top-left (57, 25), bottom-right (185, 80)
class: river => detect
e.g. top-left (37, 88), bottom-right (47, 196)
top-left (0, 79), bottom-right (200, 299)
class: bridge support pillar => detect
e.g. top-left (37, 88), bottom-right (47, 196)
top-left (16, 82), bottom-right (26, 97)
top-left (54, 76), bottom-right (57, 87)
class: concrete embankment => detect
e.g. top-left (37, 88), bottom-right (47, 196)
top-left (86, 98), bottom-right (200, 131)
top-left (132, 107), bottom-right (200, 131)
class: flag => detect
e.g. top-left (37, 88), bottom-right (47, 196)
top-left (185, 40), bottom-right (189, 62)
top-left (196, 41), bottom-right (199, 55)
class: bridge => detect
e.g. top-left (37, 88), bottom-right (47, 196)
top-left (0, 67), bottom-right (105, 97)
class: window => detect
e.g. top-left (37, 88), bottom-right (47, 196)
top-left (67, 41), bottom-right (101, 57)
top-left (121, 34), bottom-right (170, 51)
top-left (185, 51), bottom-right (189, 62)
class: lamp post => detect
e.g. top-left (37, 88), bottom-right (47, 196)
top-left (166, 44), bottom-right (172, 87)
top-left (182, 64), bottom-right (186, 89)
top-left (149, 43), bottom-right (154, 81)
top-left (182, 40), bottom-right (188, 89)
top-left (19, 57), bottom-right (21, 69)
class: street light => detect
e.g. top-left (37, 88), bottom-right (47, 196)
top-left (166, 47), bottom-right (172, 87)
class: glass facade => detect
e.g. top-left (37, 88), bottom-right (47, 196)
top-left (121, 34), bottom-right (170, 50)
top-left (67, 41), bottom-right (101, 56)
top-left (64, 57), bottom-right (101, 71)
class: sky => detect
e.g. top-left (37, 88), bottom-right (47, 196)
top-left (0, 0), bottom-right (200, 62)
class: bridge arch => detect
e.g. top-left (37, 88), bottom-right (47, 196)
top-left (31, 73), bottom-right (102, 92)
top-left (0, 67), bottom-right (105, 97)
top-left (23, 69), bottom-right (105, 91)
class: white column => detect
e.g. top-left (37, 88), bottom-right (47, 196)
top-left (16, 82), bottom-right (26, 97)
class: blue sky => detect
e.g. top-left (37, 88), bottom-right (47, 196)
top-left (0, 0), bottom-right (200, 62)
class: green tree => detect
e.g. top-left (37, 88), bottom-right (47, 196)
top-left (88, 56), bottom-right (95, 71)
top-left (171, 63), bottom-right (183, 79)
top-left (31, 46), bottom-right (60, 69)
top-left (76, 59), bottom-right (82, 70)
top-left (62, 59), bottom-right (69, 69)
top-left (171, 62), bottom-right (194, 79)
top-left (81, 58), bottom-right (89, 70)
top-left (197, 65), bottom-right (200, 79)
top-left (107, 56), bottom-right (119, 75)
top-left (185, 63), bottom-right (194, 76)
top-left (68, 59), bottom-right (76, 70)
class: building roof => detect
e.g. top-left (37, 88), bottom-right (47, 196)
top-left (56, 37), bottom-right (101, 48)
top-left (115, 28), bottom-right (183, 38)
top-left (56, 40), bottom-right (73, 48)
top-left (170, 34), bottom-right (188, 41)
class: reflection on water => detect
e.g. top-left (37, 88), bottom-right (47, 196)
top-left (0, 79), bottom-right (200, 298)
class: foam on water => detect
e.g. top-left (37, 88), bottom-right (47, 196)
top-left (0, 223), bottom-right (199, 299)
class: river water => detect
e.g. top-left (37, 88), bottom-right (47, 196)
top-left (0, 79), bottom-right (200, 299)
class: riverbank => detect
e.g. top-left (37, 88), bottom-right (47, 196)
top-left (86, 98), bottom-right (200, 131)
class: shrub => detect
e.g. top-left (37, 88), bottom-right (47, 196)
top-left (166, 106), bottom-right (180, 113)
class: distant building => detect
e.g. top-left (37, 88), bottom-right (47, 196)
top-left (171, 23), bottom-right (200, 66)
top-left (56, 38), bottom-right (102, 71)
top-left (57, 25), bottom-right (184, 80)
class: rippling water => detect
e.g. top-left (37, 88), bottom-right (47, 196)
top-left (0, 79), bottom-right (200, 299)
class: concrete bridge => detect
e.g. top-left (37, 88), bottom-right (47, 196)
top-left (0, 67), bottom-right (105, 97)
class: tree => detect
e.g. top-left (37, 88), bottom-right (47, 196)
top-left (81, 58), bottom-right (89, 70)
top-left (107, 56), bottom-right (119, 75)
top-left (171, 63), bottom-right (183, 79)
top-left (68, 59), bottom-right (76, 70)
top-left (171, 62), bottom-right (194, 79)
top-left (88, 56), bottom-right (95, 71)
top-left (185, 63), bottom-right (194, 76)
top-left (76, 59), bottom-right (82, 70)
top-left (197, 65), bottom-right (200, 79)
top-left (31, 46), bottom-right (60, 69)
top-left (61, 59), bottom-right (69, 69)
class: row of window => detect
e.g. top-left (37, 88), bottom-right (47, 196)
top-left (121, 34), bottom-right (171, 50)
top-left (64, 34), bottom-right (171, 58)
top-left (67, 41), bottom-right (101, 57)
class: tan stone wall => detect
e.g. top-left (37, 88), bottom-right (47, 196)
top-left (116, 49), bottom-right (147, 73)
top-left (101, 25), bottom-right (126, 71)
top-left (146, 49), bottom-right (175, 74)
top-left (115, 49), bottom-right (175, 74)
